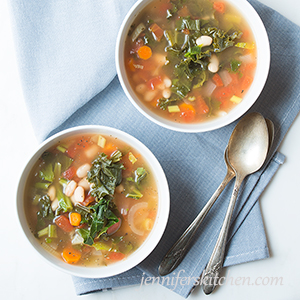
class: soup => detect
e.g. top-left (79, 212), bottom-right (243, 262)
top-left (124, 0), bottom-right (257, 123)
top-left (24, 133), bottom-right (158, 267)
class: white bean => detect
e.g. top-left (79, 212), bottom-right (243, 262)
top-left (153, 53), bottom-right (167, 66)
top-left (135, 83), bottom-right (147, 94)
top-left (78, 177), bottom-right (91, 191)
top-left (85, 144), bottom-right (99, 159)
top-left (115, 184), bottom-right (124, 193)
top-left (76, 163), bottom-right (91, 178)
top-left (64, 180), bottom-right (77, 197)
top-left (51, 198), bottom-right (59, 211)
top-left (73, 186), bottom-right (85, 203)
top-left (196, 35), bottom-right (213, 47)
top-left (162, 88), bottom-right (171, 99)
top-left (144, 90), bottom-right (157, 102)
top-left (163, 77), bottom-right (172, 88)
top-left (47, 185), bottom-right (56, 201)
top-left (208, 54), bottom-right (219, 73)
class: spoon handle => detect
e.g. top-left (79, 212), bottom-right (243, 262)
top-left (202, 174), bottom-right (245, 295)
top-left (158, 170), bottom-right (235, 276)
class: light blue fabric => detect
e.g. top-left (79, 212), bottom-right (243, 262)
top-left (8, 0), bottom-right (300, 297)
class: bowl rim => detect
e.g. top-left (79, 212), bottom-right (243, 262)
top-left (116, 0), bottom-right (270, 133)
top-left (16, 125), bottom-right (170, 278)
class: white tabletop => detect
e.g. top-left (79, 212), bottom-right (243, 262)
top-left (1, 0), bottom-right (299, 299)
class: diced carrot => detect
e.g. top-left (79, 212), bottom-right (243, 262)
top-left (212, 73), bottom-right (224, 87)
top-left (179, 102), bottom-right (196, 122)
top-left (106, 252), bottom-right (125, 261)
top-left (149, 23), bottom-right (164, 41)
top-left (62, 166), bottom-right (77, 180)
top-left (127, 58), bottom-right (136, 72)
top-left (102, 143), bottom-right (118, 156)
top-left (182, 28), bottom-right (190, 35)
top-left (147, 76), bottom-right (163, 90)
top-left (62, 247), bottom-right (81, 264)
top-left (213, 2), bottom-right (225, 13)
top-left (69, 212), bottom-right (82, 227)
top-left (55, 215), bottom-right (74, 232)
top-left (137, 45), bottom-right (152, 60)
top-left (197, 96), bottom-right (210, 114)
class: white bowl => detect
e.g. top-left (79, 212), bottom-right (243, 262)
top-left (116, 0), bottom-right (270, 132)
top-left (16, 125), bottom-right (170, 278)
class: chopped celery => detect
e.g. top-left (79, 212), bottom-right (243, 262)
top-left (57, 187), bottom-right (73, 212)
top-left (168, 105), bottom-right (180, 113)
top-left (97, 135), bottom-right (106, 148)
top-left (126, 188), bottom-right (143, 200)
top-left (37, 224), bottom-right (57, 238)
top-left (92, 241), bottom-right (112, 251)
top-left (54, 162), bottom-right (61, 180)
top-left (224, 14), bottom-right (241, 24)
top-left (230, 95), bottom-right (243, 103)
top-left (35, 182), bottom-right (51, 190)
top-left (56, 145), bottom-right (67, 153)
top-left (48, 224), bottom-right (57, 238)
top-left (37, 226), bottom-right (49, 238)
top-left (32, 194), bottom-right (40, 205)
top-left (235, 42), bottom-right (255, 50)
top-left (128, 152), bottom-right (137, 164)
top-left (59, 178), bottom-right (68, 188)
top-left (39, 163), bottom-right (54, 182)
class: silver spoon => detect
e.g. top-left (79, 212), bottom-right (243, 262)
top-left (202, 112), bottom-right (269, 294)
top-left (158, 116), bottom-right (274, 277)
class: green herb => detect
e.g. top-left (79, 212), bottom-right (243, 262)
top-left (36, 195), bottom-right (54, 231)
top-left (87, 151), bottom-right (124, 198)
top-left (77, 197), bottom-right (119, 246)
top-left (230, 59), bottom-right (242, 72)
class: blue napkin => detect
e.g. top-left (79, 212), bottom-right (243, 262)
top-left (8, 0), bottom-right (300, 297)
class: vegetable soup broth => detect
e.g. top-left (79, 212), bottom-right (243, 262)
top-left (125, 0), bottom-right (257, 123)
top-left (24, 134), bottom-right (158, 267)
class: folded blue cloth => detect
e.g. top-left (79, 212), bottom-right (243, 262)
top-left (8, 0), bottom-right (300, 297)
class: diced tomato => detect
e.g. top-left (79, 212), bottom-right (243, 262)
top-left (81, 194), bottom-right (96, 207)
top-left (66, 138), bottom-right (90, 159)
top-left (106, 252), bottom-right (125, 261)
top-left (149, 23), bottom-right (164, 41)
top-left (180, 110), bottom-right (195, 122)
top-left (212, 73), bottom-right (224, 87)
top-left (178, 6), bottom-right (190, 17)
top-left (197, 96), bottom-right (209, 114)
top-left (157, 1), bottom-right (173, 17)
top-left (55, 215), bottom-right (74, 232)
top-left (62, 166), bottom-right (77, 180)
top-left (213, 86), bottom-right (234, 101)
top-left (241, 75), bottom-right (253, 90)
top-left (146, 76), bottom-right (163, 90)
top-left (213, 2), bottom-right (225, 13)
top-left (230, 72), bottom-right (239, 85)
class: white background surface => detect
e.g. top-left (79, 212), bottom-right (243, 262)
top-left (1, 0), bottom-right (300, 299)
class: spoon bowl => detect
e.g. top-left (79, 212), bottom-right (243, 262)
top-left (203, 112), bottom-right (269, 294)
